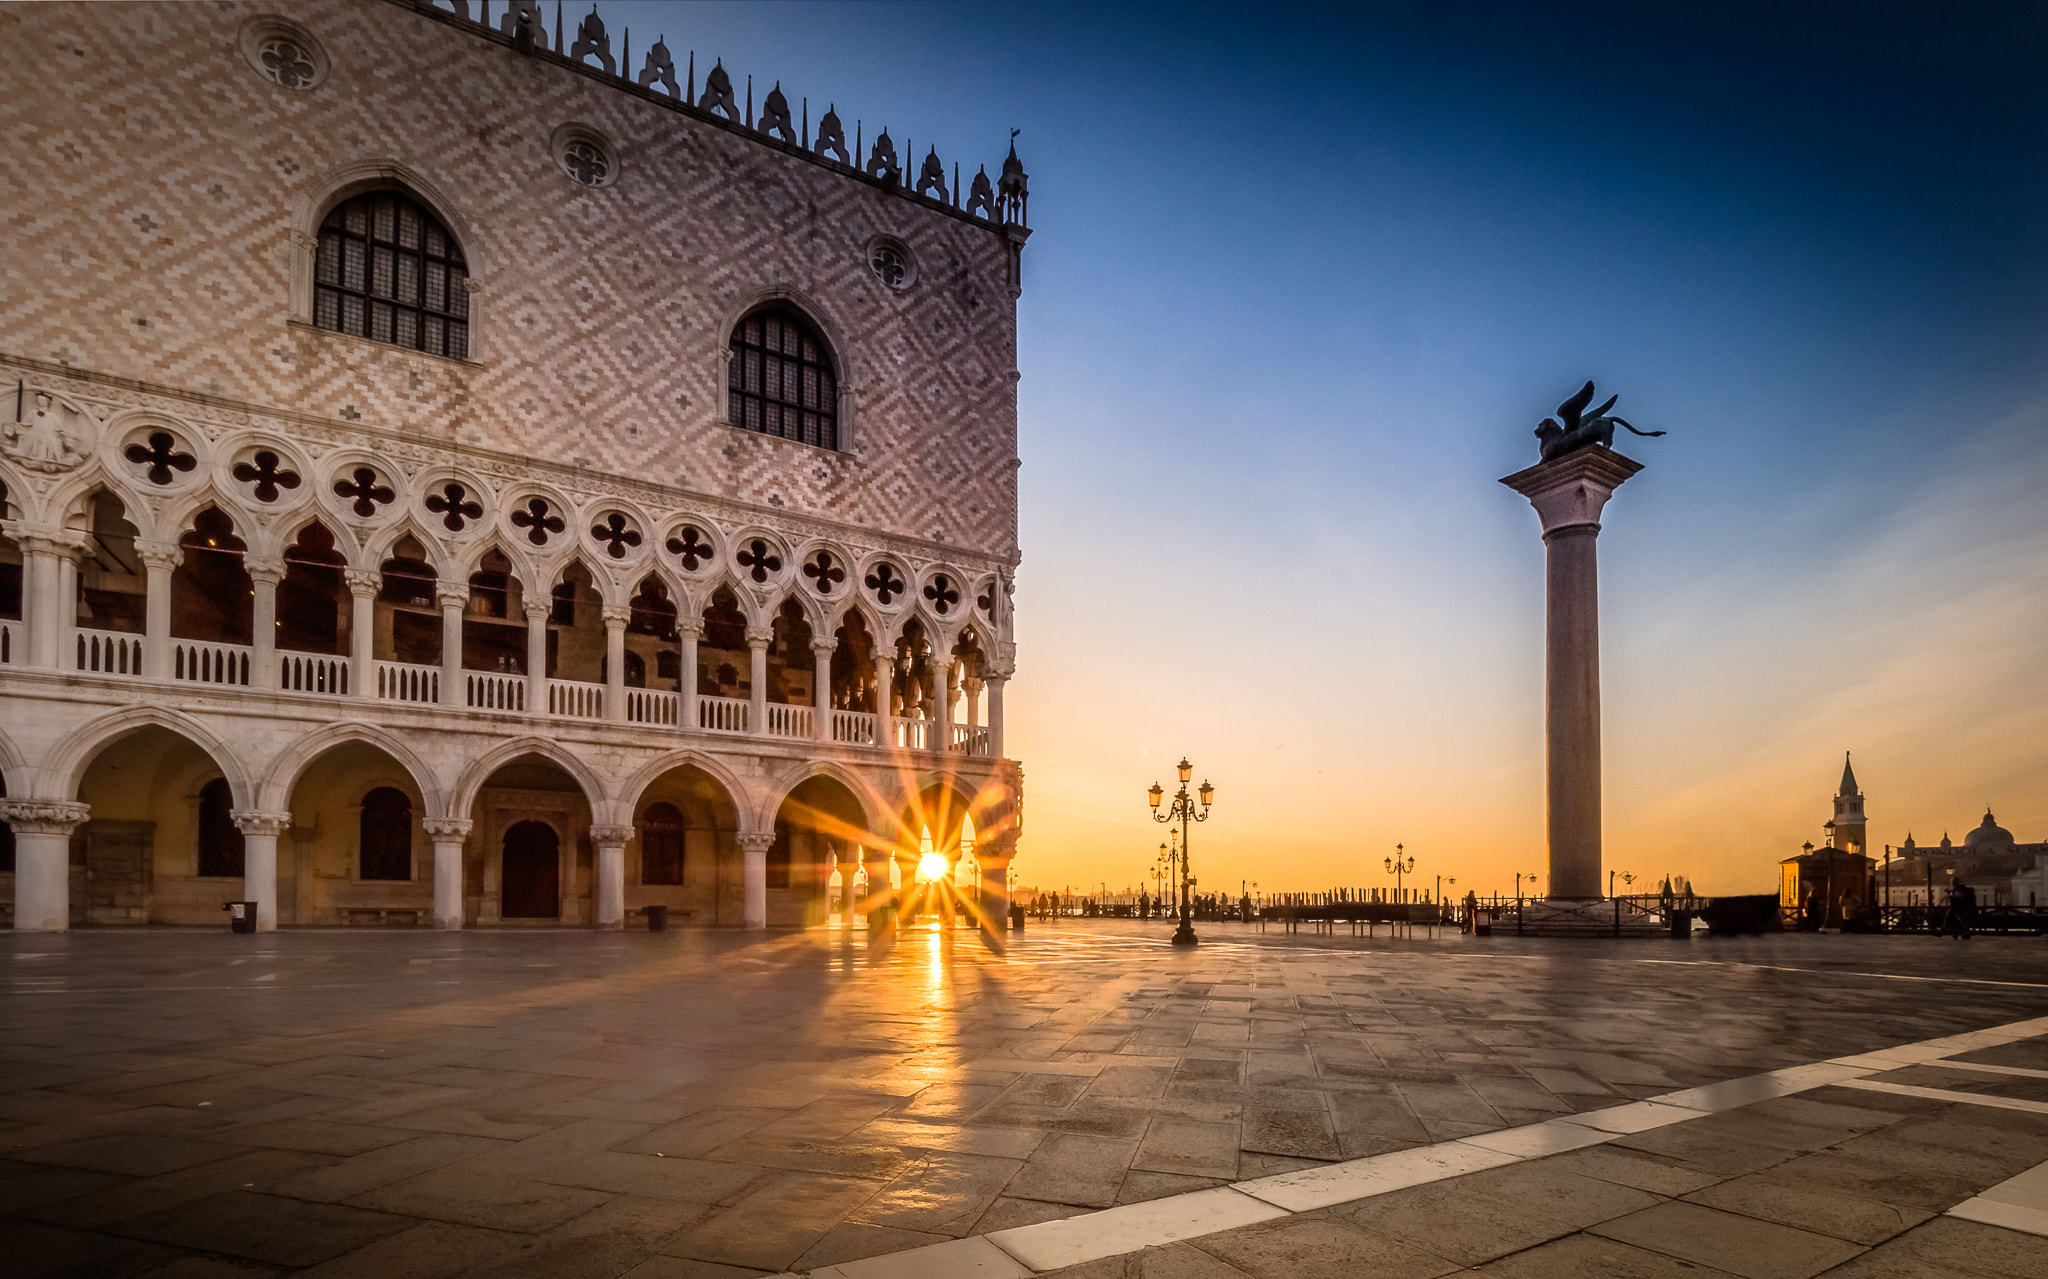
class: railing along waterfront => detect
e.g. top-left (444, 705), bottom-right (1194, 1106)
top-left (376, 659), bottom-right (440, 703)
top-left (548, 678), bottom-right (605, 719)
top-left (699, 694), bottom-right (748, 733)
top-left (279, 652), bottom-right (348, 694)
top-left (75, 628), bottom-right (145, 676)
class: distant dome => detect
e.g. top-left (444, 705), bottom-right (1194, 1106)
top-left (1963, 810), bottom-right (2014, 848)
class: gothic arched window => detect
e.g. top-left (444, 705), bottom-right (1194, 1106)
top-left (315, 191), bottom-right (469, 360)
top-left (359, 787), bottom-right (412, 881)
top-left (728, 306), bottom-right (838, 450)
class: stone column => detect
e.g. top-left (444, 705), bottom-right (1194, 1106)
top-left (738, 831), bottom-right (773, 929)
top-left (20, 532), bottom-right (72, 669)
top-left (423, 817), bottom-right (471, 929)
top-left (345, 569), bottom-right (378, 699)
top-left (139, 541), bottom-right (182, 681)
top-left (591, 824), bottom-right (632, 929)
top-left (873, 652), bottom-right (894, 749)
top-left (1500, 448), bottom-right (1642, 901)
top-left (812, 639), bottom-right (835, 742)
top-left (247, 558), bottom-right (282, 690)
top-left (603, 608), bottom-right (630, 722)
top-left (677, 619), bottom-right (702, 731)
top-left (986, 675), bottom-right (1008, 759)
top-left (1, 800), bottom-right (90, 932)
top-left (746, 627), bottom-right (771, 736)
top-left (438, 585), bottom-right (467, 708)
top-left (524, 599), bottom-right (550, 715)
top-left (231, 810), bottom-right (293, 932)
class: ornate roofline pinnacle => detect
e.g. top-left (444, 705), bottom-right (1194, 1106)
top-left (396, 0), bottom-right (1030, 239)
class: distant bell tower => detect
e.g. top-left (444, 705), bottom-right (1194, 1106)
top-left (1832, 753), bottom-right (1866, 857)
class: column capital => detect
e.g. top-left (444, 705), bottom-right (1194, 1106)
top-left (523, 598), bottom-right (552, 619)
top-left (244, 558), bottom-right (285, 586)
top-left (230, 809), bottom-right (294, 837)
top-left (437, 585), bottom-right (470, 610)
top-left (601, 607), bottom-right (632, 628)
top-left (811, 638), bottom-right (838, 657)
top-left (19, 527), bottom-right (94, 560)
top-left (744, 627), bottom-right (773, 649)
top-left (589, 823), bottom-right (636, 847)
top-left (737, 832), bottom-right (776, 855)
top-left (345, 568), bottom-right (380, 597)
top-left (137, 539), bottom-right (184, 573)
top-left (1498, 448), bottom-right (1643, 538)
top-left (675, 618), bottom-right (705, 640)
top-left (0, 799), bottom-right (90, 835)
top-left (422, 817), bottom-right (474, 840)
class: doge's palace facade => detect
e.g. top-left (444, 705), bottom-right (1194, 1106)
top-left (0, 1), bottom-right (1028, 932)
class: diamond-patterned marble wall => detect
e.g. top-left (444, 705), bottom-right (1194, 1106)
top-left (0, 0), bottom-right (1021, 562)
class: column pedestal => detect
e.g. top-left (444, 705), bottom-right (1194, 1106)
top-left (423, 818), bottom-right (471, 929)
top-left (591, 824), bottom-right (632, 928)
top-left (738, 832), bottom-right (773, 929)
top-left (1500, 447), bottom-right (1641, 907)
top-left (231, 810), bottom-right (294, 932)
top-left (1, 800), bottom-right (91, 931)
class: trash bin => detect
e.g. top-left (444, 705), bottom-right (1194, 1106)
top-left (225, 901), bottom-right (256, 934)
top-left (1668, 910), bottom-right (1692, 938)
top-left (645, 904), bottom-right (668, 933)
top-left (1010, 905), bottom-right (1026, 932)
top-left (1472, 909), bottom-right (1492, 937)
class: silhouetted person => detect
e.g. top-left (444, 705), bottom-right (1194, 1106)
top-left (1945, 880), bottom-right (1976, 939)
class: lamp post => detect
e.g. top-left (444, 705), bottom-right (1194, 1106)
top-left (1148, 757), bottom-right (1214, 948)
top-left (1385, 844), bottom-right (1415, 902)
top-left (1608, 869), bottom-right (1634, 898)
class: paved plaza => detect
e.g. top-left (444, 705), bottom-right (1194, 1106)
top-left (2, 921), bottom-right (2045, 1278)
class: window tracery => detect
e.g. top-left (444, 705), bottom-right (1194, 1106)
top-left (314, 191), bottom-right (469, 360)
top-left (728, 306), bottom-right (837, 449)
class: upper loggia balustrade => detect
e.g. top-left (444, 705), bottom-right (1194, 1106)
top-left (0, 530), bottom-right (1005, 758)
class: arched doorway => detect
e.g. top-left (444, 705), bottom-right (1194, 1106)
top-left (629, 763), bottom-right (741, 926)
top-left (70, 724), bottom-right (246, 925)
top-left (501, 820), bottom-right (561, 919)
top-left (281, 740), bottom-right (432, 926)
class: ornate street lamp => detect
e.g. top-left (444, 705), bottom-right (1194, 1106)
top-left (1385, 843), bottom-right (1415, 901)
top-left (1148, 756), bottom-right (1213, 947)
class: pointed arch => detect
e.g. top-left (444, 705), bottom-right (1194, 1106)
top-left (447, 735), bottom-right (609, 821)
top-left (757, 758), bottom-right (886, 836)
top-left (42, 464), bottom-right (158, 541)
top-left (257, 720), bottom-right (447, 816)
top-left (614, 748), bottom-right (760, 834)
top-left (45, 705), bottom-right (254, 807)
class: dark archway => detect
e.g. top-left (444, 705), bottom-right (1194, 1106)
top-left (501, 820), bottom-right (561, 918)
top-left (197, 776), bottom-right (244, 878)
top-left (173, 508), bottom-right (253, 647)
top-left (631, 763), bottom-right (743, 925)
top-left (772, 775), bottom-right (870, 927)
top-left (359, 786), bottom-right (413, 881)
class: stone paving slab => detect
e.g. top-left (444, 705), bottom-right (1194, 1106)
top-left (2, 923), bottom-right (2047, 1276)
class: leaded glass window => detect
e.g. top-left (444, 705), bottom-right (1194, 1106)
top-left (728, 306), bottom-right (838, 449)
top-left (315, 192), bottom-right (469, 360)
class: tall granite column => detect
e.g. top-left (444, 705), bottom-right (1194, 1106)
top-left (1500, 448), bottom-right (1642, 901)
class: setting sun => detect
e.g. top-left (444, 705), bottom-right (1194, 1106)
top-left (917, 852), bottom-right (950, 882)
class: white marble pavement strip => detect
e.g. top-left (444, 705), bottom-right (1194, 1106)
top-left (801, 1012), bottom-right (2048, 1278)
top-left (1837, 1079), bottom-right (2048, 1115)
top-left (1947, 1156), bottom-right (2048, 1239)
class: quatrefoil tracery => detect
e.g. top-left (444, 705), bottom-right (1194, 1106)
top-left (735, 539), bottom-right (781, 583)
top-left (333, 467), bottom-right (396, 518)
top-left (864, 561), bottom-right (905, 606)
top-left (591, 512), bottom-right (642, 559)
top-left (976, 582), bottom-right (996, 615)
top-left (124, 431), bottom-right (197, 486)
top-left (923, 574), bottom-right (960, 615)
top-left (802, 551), bottom-right (845, 594)
top-left (665, 526), bottom-right (714, 571)
top-left (511, 497), bottom-right (566, 547)
top-left (231, 450), bottom-right (301, 503)
top-left (425, 482), bottom-right (484, 532)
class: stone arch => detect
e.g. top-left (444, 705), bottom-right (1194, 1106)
top-left (291, 159), bottom-right (489, 358)
top-left (717, 284), bottom-right (859, 401)
top-left (42, 464), bottom-right (157, 541)
top-left (257, 721), bottom-right (446, 816)
top-left (364, 517), bottom-right (452, 574)
top-left (0, 720), bottom-right (28, 791)
top-left (45, 704), bottom-right (254, 808)
top-left (615, 749), bottom-right (758, 833)
top-left (448, 735), bottom-right (607, 821)
top-left (756, 759), bottom-right (885, 837)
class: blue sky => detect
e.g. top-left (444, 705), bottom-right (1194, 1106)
top-left (605, 0), bottom-right (2048, 895)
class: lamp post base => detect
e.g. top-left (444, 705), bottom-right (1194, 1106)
top-left (1171, 918), bottom-right (1199, 947)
